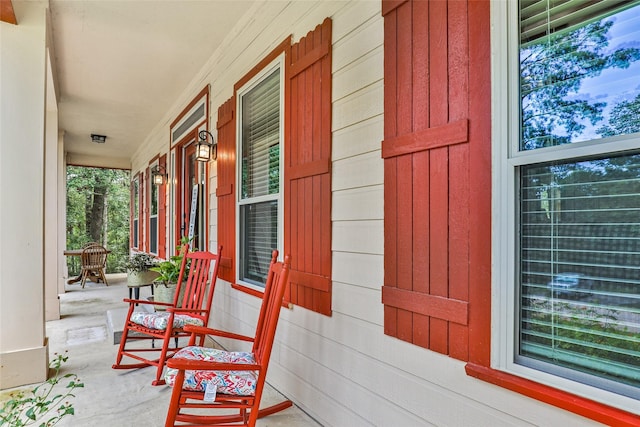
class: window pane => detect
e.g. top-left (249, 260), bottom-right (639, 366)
top-left (241, 69), bottom-right (280, 200)
top-left (518, 153), bottom-right (640, 396)
top-left (519, 1), bottom-right (640, 151)
top-left (240, 201), bottom-right (278, 285)
top-left (133, 219), bottom-right (138, 248)
top-left (149, 216), bottom-right (158, 254)
top-left (151, 179), bottom-right (158, 215)
top-left (133, 179), bottom-right (139, 219)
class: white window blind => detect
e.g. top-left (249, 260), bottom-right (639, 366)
top-left (520, 0), bottom-right (638, 45)
top-left (239, 67), bottom-right (281, 285)
top-left (518, 154), bottom-right (640, 397)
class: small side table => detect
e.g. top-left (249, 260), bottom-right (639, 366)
top-left (128, 282), bottom-right (154, 300)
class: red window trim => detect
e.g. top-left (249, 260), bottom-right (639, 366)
top-left (466, 364), bottom-right (640, 426)
top-left (231, 282), bottom-right (292, 309)
top-left (169, 86), bottom-right (210, 250)
top-left (231, 283), bottom-right (263, 299)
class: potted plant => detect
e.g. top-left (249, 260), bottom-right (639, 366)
top-left (124, 252), bottom-right (160, 288)
top-left (149, 252), bottom-right (189, 309)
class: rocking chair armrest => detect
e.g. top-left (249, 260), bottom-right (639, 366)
top-left (183, 325), bottom-right (254, 343)
top-left (166, 357), bottom-right (261, 372)
top-left (166, 307), bottom-right (207, 315)
top-left (122, 298), bottom-right (174, 308)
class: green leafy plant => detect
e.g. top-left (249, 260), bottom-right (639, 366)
top-left (123, 252), bottom-right (158, 273)
top-left (0, 352), bottom-right (84, 426)
top-left (149, 254), bottom-right (185, 285)
top-left (150, 236), bottom-right (194, 286)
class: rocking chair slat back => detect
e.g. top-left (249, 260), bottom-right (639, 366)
top-left (112, 245), bottom-right (222, 386)
top-left (163, 250), bottom-right (291, 426)
top-left (176, 251), bottom-right (220, 316)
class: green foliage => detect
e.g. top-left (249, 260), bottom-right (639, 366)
top-left (66, 166), bottom-right (130, 275)
top-left (123, 252), bottom-right (158, 273)
top-left (0, 353), bottom-right (84, 427)
top-left (150, 237), bottom-right (193, 285)
top-left (149, 255), bottom-right (185, 285)
top-left (525, 299), bottom-right (638, 368)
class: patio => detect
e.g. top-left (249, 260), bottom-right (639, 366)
top-left (41, 274), bottom-right (320, 426)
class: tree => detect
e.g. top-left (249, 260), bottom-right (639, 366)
top-left (66, 166), bottom-right (130, 274)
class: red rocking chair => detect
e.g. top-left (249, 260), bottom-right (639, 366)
top-left (164, 251), bottom-right (292, 426)
top-left (112, 246), bottom-right (222, 386)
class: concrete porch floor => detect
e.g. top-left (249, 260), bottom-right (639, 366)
top-left (40, 274), bottom-right (321, 426)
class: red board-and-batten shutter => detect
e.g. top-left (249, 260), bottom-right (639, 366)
top-left (284, 18), bottom-right (333, 316)
top-left (382, 0), bottom-right (492, 362)
top-left (216, 97), bottom-right (236, 283)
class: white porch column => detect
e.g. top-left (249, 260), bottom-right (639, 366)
top-left (0, 0), bottom-right (50, 389)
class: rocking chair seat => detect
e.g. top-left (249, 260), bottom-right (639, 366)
top-left (165, 346), bottom-right (257, 396)
top-left (130, 312), bottom-right (204, 330)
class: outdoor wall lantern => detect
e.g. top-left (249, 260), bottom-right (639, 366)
top-left (91, 134), bottom-right (107, 144)
top-left (152, 165), bottom-right (167, 185)
top-left (196, 130), bottom-right (217, 162)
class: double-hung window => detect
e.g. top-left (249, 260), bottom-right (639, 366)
top-left (495, 0), bottom-right (640, 411)
top-left (236, 58), bottom-right (283, 287)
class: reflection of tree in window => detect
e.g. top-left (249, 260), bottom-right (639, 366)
top-left (520, 5), bottom-right (640, 150)
top-left (597, 93), bottom-right (640, 136)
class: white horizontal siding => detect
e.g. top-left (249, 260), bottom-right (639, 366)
top-left (333, 115), bottom-right (383, 161)
top-left (135, 1), bottom-right (606, 426)
top-left (333, 185), bottom-right (383, 221)
top-left (333, 251), bottom-right (383, 290)
top-left (333, 150), bottom-right (384, 191)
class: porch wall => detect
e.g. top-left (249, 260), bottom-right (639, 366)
top-left (132, 1), bottom-right (599, 425)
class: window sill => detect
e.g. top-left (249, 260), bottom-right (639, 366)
top-left (231, 282), bottom-right (264, 298)
top-left (465, 363), bottom-right (640, 426)
top-left (230, 282), bottom-right (292, 309)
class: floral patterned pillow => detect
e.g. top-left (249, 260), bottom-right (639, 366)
top-left (129, 312), bottom-right (204, 330)
top-left (165, 346), bottom-right (258, 396)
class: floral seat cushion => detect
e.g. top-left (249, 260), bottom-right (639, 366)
top-left (164, 346), bottom-right (258, 396)
top-left (129, 312), bottom-right (204, 330)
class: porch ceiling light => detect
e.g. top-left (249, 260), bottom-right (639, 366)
top-left (91, 134), bottom-right (107, 144)
top-left (152, 165), bottom-right (167, 185)
top-left (196, 130), bottom-right (217, 162)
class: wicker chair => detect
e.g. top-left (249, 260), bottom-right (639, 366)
top-left (79, 244), bottom-right (109, 288)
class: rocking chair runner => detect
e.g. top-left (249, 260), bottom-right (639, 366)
top-left (112, 246), bottom-right (222, 386)
top-left (164, 251), bottom-right (292, 427)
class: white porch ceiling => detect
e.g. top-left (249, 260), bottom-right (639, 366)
top-left (49, 0), bottom-right (256, 168)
